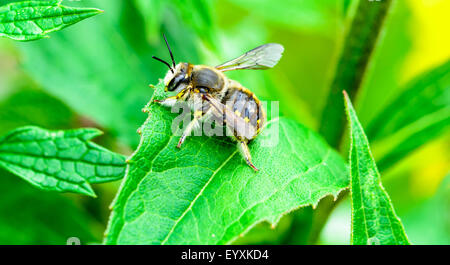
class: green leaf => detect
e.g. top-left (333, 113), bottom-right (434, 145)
top-left (0, 89), bottom-right (77, 133)
top-left (104, 80), bottom-right (348, 244)
top-left (342, 0), bottom-right (354, 16)
top-left (401, 175), bottom-right (450, 245)
top-left (0, 126), bottom-right (126, 197)
top-left (133, 0), bottom-right (217, 48)
top-left (0, 168), bottom-right (102, 244)
top-left (0, 80), bottom-right (104, 244)
top-left (224, 0), bottom-right (346, 36)
top-left (319, 0), bottom-right (394, 147)
top-left (355, 0), bottom-right (413, 126)
top-left (131, 0), bottom-right (163, 42)
top-left (368, 60), bottom-right (450, 171)
top-left (169, 0), bottom-right (216, 49)
top-left (232, 207), bottom-right (315, 245)
top-left (16, 0), bottom-right (201, 147)
top-left (0, 0), bottom-right (103, 41)
top-left (344, 91), bottom-right (410, 245)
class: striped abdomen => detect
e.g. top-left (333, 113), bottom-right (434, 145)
top-left (221, 80), bottom-right (266, 140)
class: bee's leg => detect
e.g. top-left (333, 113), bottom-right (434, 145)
top-left (154, 89), bottom-right (188, 107)
top-left (177, 111), bottom-right (202, 148)
top-left (238, 140), bottom-right (259, 171)
top-left (153, 95), bottom-right (178, 107)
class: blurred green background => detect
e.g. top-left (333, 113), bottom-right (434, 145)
top-left (0, 0), bottom-right (448, 244)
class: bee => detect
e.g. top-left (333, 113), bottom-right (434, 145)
top-left (152, 34), bottom-right (284, 171)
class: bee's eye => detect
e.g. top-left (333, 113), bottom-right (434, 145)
top-left (167, 74), bottom-right (187, 91)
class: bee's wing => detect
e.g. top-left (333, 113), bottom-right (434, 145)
top-left (215, 43), bottom-right (284, 72)
top-left (203, 93), bottom-right (257, 140)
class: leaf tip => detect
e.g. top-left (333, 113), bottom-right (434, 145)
top-left (342, 89), bottom-right (354, 119)
top-left (84, 7), bottom-right (104, 15)
top-left (342, 90), bottom-right (350, 101)
top-left (81, 128), bottom-right (104, 141)
top-left (83, 187), bottom-right (97, 198)
top-left (88, 8), bottom-right (104, 17)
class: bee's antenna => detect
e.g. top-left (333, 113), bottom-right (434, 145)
top-left (163, 33), bottom-right (176, 68)
top-left (152, 56), bottom-right (174, 74)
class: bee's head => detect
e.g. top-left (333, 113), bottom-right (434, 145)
top-left (163, 63), bottom-right (190, 92)
top-left (152, 34), bottom-right (190, 92)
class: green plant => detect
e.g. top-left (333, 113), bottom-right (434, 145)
top-left (0, 0), bottom-right (448, 245)
top-left (344, 91), bottom-right (410, 245)
top-left (0, 0), bottom-right (102, 41)
top-left (104, 81), bottom-right (348, 244)
top-left (0, 126), bottom-right (126, 196)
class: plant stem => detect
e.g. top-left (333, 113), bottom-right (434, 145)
top-left (311, 0), bottom-right (395, 244)
top-left (319, 0), bottom-right (394, 148)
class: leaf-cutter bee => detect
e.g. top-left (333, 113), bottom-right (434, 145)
top-left (152, 34), bottom-right (284, 171)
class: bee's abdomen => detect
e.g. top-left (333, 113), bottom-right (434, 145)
top-left (222, 81), bottom-right (266, 139)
